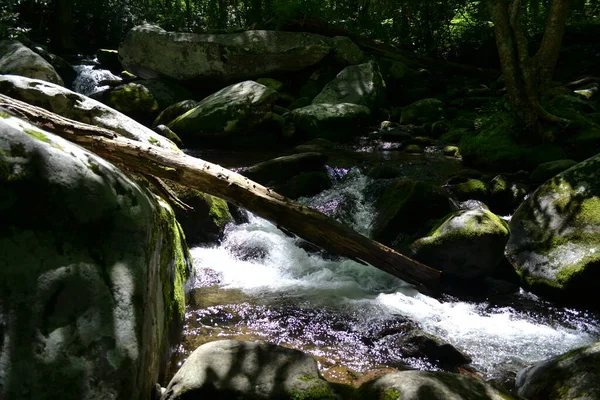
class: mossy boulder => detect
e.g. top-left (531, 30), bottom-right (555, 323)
top-left (443, 145), bottom-right (460, 157)
top-left (101, 82), bottom-right (160, 122)
top-left (161, 340), bottom-right (342, 400)
top-left (529, 159), bottom-right (578, 183)
top-left (241, 152), bottom-right (328, 185)
top-left (516, 342), bottom-right (600, 400)
top-left (357, 371), bottom-right (514, 400)
top-left (286, 103), bottom-right (371, 142)
top-left (119, 24), bottom-right (332, 82)
top-left (400, 98), bottom-right (446, 125)
top-left (411, 209), bottom-right (509, 279)
top-left (0, 40), bottom-right (64, 85)
top-left (371, 179), bottom-right (453, 246)
top-left (0, 114), bottom-right (191, 400)
top-left (506, 154), bottom-right (600, 307)
top-left (0, 74), bottom-right (179, 150)
top-left (404, 144), bottom-right (424, 154)
top-left (447, 179), bottom-right (488, 202)
top-left (168, 80), bottom-right (278, 146)
top-left (153, 99), bottom-right (199, 127)
top-left (312, 61), bottom-right (386, 109)
top-left (154, 124), bottom-right (184, 148)
top-left (487, 175), bottom-right (528, 216)
top-left (330, 36), bottom-right (365, 66)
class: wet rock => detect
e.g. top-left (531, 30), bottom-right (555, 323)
top-left (0, 114), bottom-right (191, 400)
top-left (0, 40), bottom-right (63, 85)
top-left (153, 99), bottom-right (199, 127)
top-left (98, 82), bottom-right (159, 123)
top-left (411, 208), bottom-right (509, 279)
top-left (404, 144), bottom-right (424, 154)
top-left (294, 138), bottom-right (336, 153)
top-left (447, 178), bottom-right (488, 202)
top-left (312, 61), bottom-right (386, 110)
top-left (168, 80), bottom-right (278, 146)
top-left (506, 154), bottom-right (600, 307)
top-left (120, 25), bottom-right (331, 82)
top-left (357, 370), bottom-right (512, 400)
top-left (394, 330), bottom-right (472, 367)
top-left (161, 340), bottom-right (342, 399)
top-left (516, 341), bottom-right (600, 400)
top-left (443, 145), bottom-right (460, 157)
top-left (241, 152), bottom-right (328, 185)
top-left (153, 124), bottom-right (184, 148)
top-left (285, 103), bottom-right (371, 142)
top-left (529, 159), bottom-right (578, 183)
top-left (400, 98), bottom-right (447, 125)
top-left (96, 48), bottom-right (122, 73)
top-left (0, 74), bottom-right (179, 150)
top-left (275, 171), bottom-right (332, 199)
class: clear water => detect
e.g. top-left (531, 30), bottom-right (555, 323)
top-left (72, 65), bottom-right (121, 96)
top-left (182, 169), bottom-right (599, 383)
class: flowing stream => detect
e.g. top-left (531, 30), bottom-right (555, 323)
top-left (177, 167), bottom-right (600, 384)
top-left (72, 64), bottom-right (121, 96)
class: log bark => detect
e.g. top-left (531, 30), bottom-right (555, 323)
top-left (0, 94), bottom-right (442, 294)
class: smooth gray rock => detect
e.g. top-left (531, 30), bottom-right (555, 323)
top-left (0, 40), bottom-right (63, 85)
top-left (286, 103), bottom-right (371, 142)
top-left (161, 340), bottom-right (338, 399)
top-left (0, 114), bottom-right (191, 400)
top-left (119, 25), bottom-right (332, 82)
top-left (0, 74), bottom-right (179, 150)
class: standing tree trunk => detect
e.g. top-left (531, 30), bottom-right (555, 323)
top-left (52, 0), bottom-right (75, 52)
top-left (488, 0), bottom-right (570, 135)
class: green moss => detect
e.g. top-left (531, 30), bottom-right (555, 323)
top-left (24, 128), bottom-right (50, 143)
top-left (290, 380), bottom-right (336, 400)
top-left (88, 161), bottom-right (102, 175)
top-left (148, 137), bottom-right (160, 145)
top-left (208, 196), bottom-right (232, 227)
top-left (379, 389), bottom-right (401, 400)
top-left (0, 111), bottom-right (10, 119)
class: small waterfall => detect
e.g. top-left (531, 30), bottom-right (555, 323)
top-left (72, 65), bottom-right (122, 96)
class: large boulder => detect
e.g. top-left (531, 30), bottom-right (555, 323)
top-left (516, 342), bottom-right (600, 400)
top-left (506, 154), bottom-right (600, 307)
top-left (0, 74), bottom-right (179, 150)
top-left (119, 25), bottom-right (332, 82)
top-left (400, 98), bottom-right (447, 125)
top-left (330, 36), bottom-right (365, 66)
top-left (0, 40), bottom-right (64, 86)
top-left (153, 99), bottom-right (199, 127)
top-left (0, 114), bottom-right (191, 400)
top-left (411, 209), bottom-right (510, 279)
top-left (357, 371), bottom-right (513, 400)
top-left (161, 340), bottom-right (341, 399)
top-left (167, 80), bottom-right (278, 146)
top-left (312, 61), bottom-right (386, 109)
top-left (285, 103), bottom-right (371, 142)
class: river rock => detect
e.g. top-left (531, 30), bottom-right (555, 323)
top-left (400, 98), bottom-right (447, 125)
top-left (119, 24), bottom-right (332, 82)
top-left (0, 40), bottom-right (64, 86)
top-left (506, 154), bottom-right (600, 307)
top-left (358, 371), bottom-right (512, 400)
top-left (411, 209), bottom-right (510, 279)
top-left (16, 36), bottom-right (76, 87)
top-left (529, 159), bottom-right (578, 182)
top-left (516, 341), bottom-right (600, 400)
top-left (97, 48), bottom-right (122, 73)
top-left (0, 114), bottom-right (191, 400)
top-left (275, 171), bottom-right (332, 199)
top-left (241, 152), bottom-right (328, 185)
top-left (312, 61), bottom-right (386, 109)
top-left (153, 99), bottom-right (199, 127)
top-left (0, 74), bottom-right (179, 150)
top-left (167, 80), bottom-right (278, 146)
top-left (330, 36), bottom-right (365, 65)
top-left (285, 103), bottom-right (371, 142)
top-left (447, 178), bottom-right (488, 202)
top-left (161, 340), bottom-right (340, 400)
top-left (371, 179), bottom-right (453, 246)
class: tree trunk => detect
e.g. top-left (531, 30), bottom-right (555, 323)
top-left (487, 0), bottom-right (570, 134)
top-left (0, 94), bottom-right (442, 295)
top-left (53, 0), bottom-right (75, 52)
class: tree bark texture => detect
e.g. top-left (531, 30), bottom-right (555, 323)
top-left (0, 94), bottom-right (442, 294)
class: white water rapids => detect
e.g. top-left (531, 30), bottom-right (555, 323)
top-left (186, 169), bottom-right (599, 380)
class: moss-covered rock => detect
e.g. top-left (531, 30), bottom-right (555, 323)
top-left (161, 340), bottom-right (342, 400)
top-left (119, 24), bottom-right (332, 82)
top-left (312, 61), bottom-right (386, 110)
top-left (506, 154), bottom-right (600, 307)
top-left (153, 99), bottom-right (199, 127)
top-left (404, 144), bottom-right (424, 154)
top-left (529, 159), bottom-right (578, 183)
top-left (153, 124), bottom-right (184, 148)
top-left (168, 80), bottom-right (278, 146)
top-left (371, 179), bottom-right (453, 246)
top-left (487, 175), bottom-right (528, 216)
top-left (443, 145), bottom-right (461, 157)
top-left (447, 178), bottom-right (488, 202)
top-left (0, 74), bottom-right (179, 150)
top-left (101, 82), bottom-right (160, 122)
top-left (400, 98), bottom-right (446, 125)
top-left (0, 40), bottom-right (64, 85)
top-left (357, 371), bottom-right (514, 400)
top-left (0, 114), bottom-right (190, 400)
top-left (516, 341), bottom-right (600, 400)
top-left (330, 36), bottom-right (365, 66)
top-left (286, 103), bottom-right (371, 142)
top-left (256, 77), bottom-right (284, 92)
top-left (411, 208), bottom-right (509, 279)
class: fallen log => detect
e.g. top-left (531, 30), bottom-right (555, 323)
top-left (0, 93), bottom-right (442, 294)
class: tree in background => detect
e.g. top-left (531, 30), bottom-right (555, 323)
top-left (487, 0), bottom-right (571, 135)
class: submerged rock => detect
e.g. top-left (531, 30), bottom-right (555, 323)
top-left (286, 103), bottom-right (371, 142)
top-left (0, 114), bottom-right (191, 400)
top-left (411, 209), bottom-right (509, 279)
top-left (0, 40), bottom-right (64, 85)
top-left (168, 80), bottom-right (278, 146)
top-left (312, 61), bottom-right (386, 109)
top-left (357, 370), bottom-right (513, 400)
top-left (161, 340), bottom-right (342, 399)
top-left (516, 341), bottom-right (600, 400)
top-left (119, 25), bottom-right (331, 82)
top-left (0, 74), bottom-right (179, 150)
top-left (506, 154), bottom-right (600, 307)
